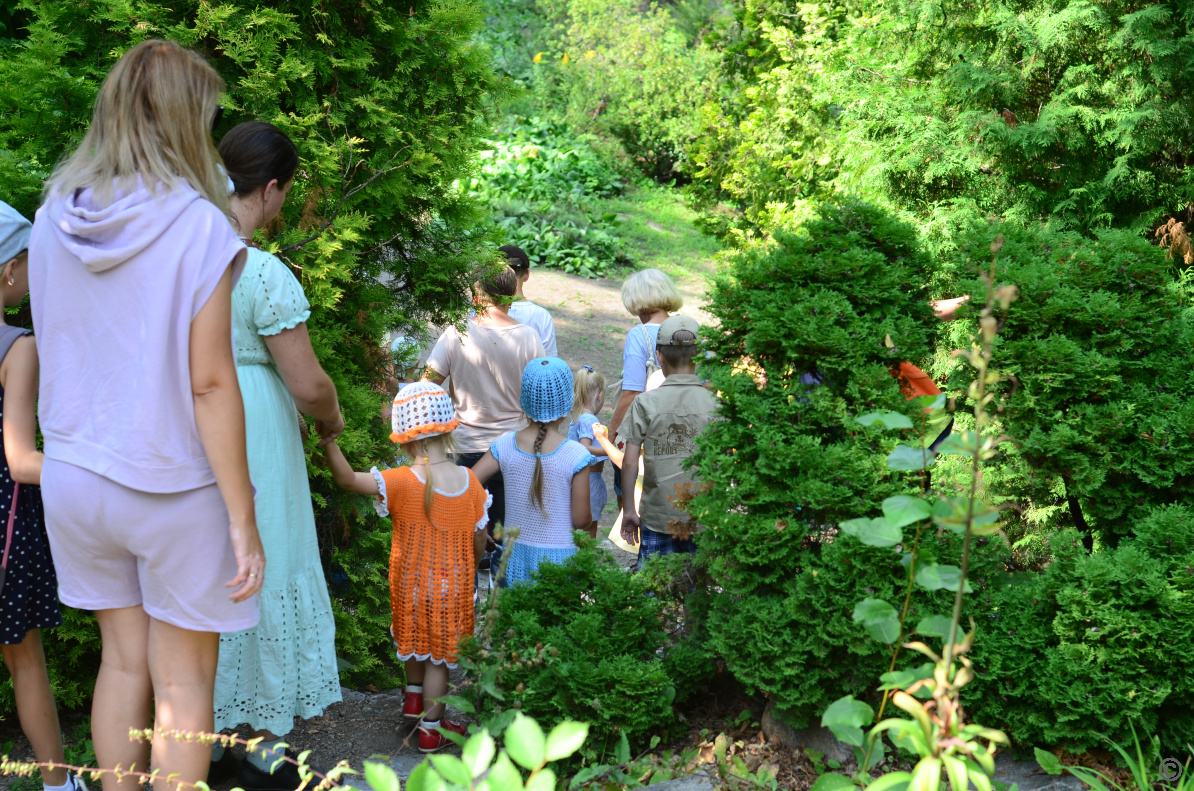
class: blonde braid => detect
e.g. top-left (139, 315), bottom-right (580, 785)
top-left (529, 421), bottom-right (550, 517)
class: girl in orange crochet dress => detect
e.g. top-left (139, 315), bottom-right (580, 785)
top-left (324, 382), bottom-right (489, 753)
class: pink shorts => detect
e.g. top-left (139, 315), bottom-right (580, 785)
top-left (42, 459), bottom-right (259, 633)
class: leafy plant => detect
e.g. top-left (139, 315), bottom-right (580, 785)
top-left (818, 235), bottom-right (1017, 791)
top-left (690, 0), bottom-right (1194, 239)
top-left (457, 535), bottom-right (707, 752)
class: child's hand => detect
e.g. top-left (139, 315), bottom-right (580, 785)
top-left (593, 423), bottom-right (608, 440)
top-left (621, 513), bottom-right (641, 545)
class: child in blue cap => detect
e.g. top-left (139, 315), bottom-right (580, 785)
top-left (471, 357), bottom-right (593, 585)
top-left (0, 200), bottom-right (84, 791)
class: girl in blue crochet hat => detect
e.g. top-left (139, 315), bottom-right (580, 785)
top-left (471, 357), bottom-right (593, 585)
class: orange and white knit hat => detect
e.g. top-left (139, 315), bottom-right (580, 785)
top-left (390, 382), bottom-right (458, 444)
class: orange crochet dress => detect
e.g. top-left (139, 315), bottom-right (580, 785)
top-left (379, 466), bottom-right (489, 667)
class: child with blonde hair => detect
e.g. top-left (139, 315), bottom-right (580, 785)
top-left (567, 366), bottom-right (609, 537)
top-left (324, 382), bottom-right (489, 754)
top-left (471, 358), bottom-right (592, 584)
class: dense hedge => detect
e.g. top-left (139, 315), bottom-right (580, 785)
top-left (0, 0), bottom-right (504, 704)
top-left (686, 200), bottom-right (940, 717)
top-left (969, 506), bottom-right (1194, 751)
top-left (939, 221), bottom-right (1194, 544)
top-left (460, 537), bottom-right (711, 750)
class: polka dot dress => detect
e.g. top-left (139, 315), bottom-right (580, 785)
top-left (0, 334), bottom-right (61, 645)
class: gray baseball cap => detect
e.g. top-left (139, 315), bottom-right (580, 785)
top-left (0, 201), bottom-right (32, 264)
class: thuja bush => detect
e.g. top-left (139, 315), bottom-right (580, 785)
top-left (968, 505), bottom-right (1194, 751)
top-left (940, 222), bottom-right (1194, 543)
top-left (458, 536), bottom-right (709, 750)
top-left (0, 0), bottom-right (504, 690)
top-left (686, 200), bottom-right (943, 720)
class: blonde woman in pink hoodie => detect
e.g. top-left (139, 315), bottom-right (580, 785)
top-left (28, 41), bottom-right (263, 791)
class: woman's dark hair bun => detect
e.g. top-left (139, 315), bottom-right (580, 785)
top-left (218, 121), bottom-right (299, 196)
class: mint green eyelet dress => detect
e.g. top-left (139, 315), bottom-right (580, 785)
top-left (213, 247), bottom-right (341, 736)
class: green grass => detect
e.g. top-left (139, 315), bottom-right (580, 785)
top-left (595, 183), bottom-right (721, 287)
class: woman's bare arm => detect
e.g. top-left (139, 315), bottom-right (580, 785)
top-left (571, 468), bottom-right (591, 529)
top-left (607, 389), bottom-right (639, 437)
top-left (323, 441), bottom-right (383, 496)
top-left (263, 323), bottom-right (344, 444)
top-left (1, 337), bottom-right (42, 484)
top-left (191, 258), bottom-right (264, 602)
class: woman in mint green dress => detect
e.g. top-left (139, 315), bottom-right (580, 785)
top-left (211, 122), bottom-right (344, 791)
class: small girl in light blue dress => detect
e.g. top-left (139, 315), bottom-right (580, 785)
top-left (471, 358), bottom-right (593, 585)
top-left (567, 366), bottom-right (609, 538)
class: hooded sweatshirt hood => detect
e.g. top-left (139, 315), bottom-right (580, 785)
top-left (42, 178), bottom-right (202, 273)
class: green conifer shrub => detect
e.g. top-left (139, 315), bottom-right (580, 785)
top-left (0, 0), bottom-right (504, 698)
top-left (968, 506), bottom-right (1194, 751)
top-left (691, 0), bottom-right (1194, 240)
top-left (686, 200), bottom-right (943, 720)
top-left (459, 537), bottom-right (709, 749)
top-left (940, 222), bottom-right (1194, 543)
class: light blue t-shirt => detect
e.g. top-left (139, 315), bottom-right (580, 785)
top-left (621, 323), bottom-right (661, 392)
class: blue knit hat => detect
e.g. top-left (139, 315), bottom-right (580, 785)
top-left (0, 201), bottom-right (32, 265)
top-left (520, 357), bottom-right (574, 423)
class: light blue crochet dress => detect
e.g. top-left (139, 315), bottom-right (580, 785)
top-left (490, 431), bottom-right (593, 585)
top-left (213, 248), bottom-right (341, 735)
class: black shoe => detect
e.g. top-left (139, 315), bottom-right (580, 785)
top-left (208, 750), bottom-right (242, 786)
top-left (479, 551), bottom-right (492, 571)
top-left (235, 755), bottom-right (305, 791)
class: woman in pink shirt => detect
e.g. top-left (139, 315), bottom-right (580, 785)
top-left (28, 40), bottom-right (263, 791)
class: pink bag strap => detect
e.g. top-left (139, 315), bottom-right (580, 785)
top-left (1, 483), bottom-right (18, 571)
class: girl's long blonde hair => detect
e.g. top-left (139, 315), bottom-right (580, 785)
top-left (401, 433), bottom-right (459, 526)
top-left (45, 39), bottom-right (230, 211)
top-left (569, 367), bottom-right (605, 423)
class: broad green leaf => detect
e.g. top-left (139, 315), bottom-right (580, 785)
top-left (866, 771), bottom-right (911, 791)
top-left (1035, 748), bottom-right (1063, 776)
top-left (526, 768), bottom-right (556, 791)
top-left (462, 730), bottom-right (496, 777)
top-left (917, 394), bottom-right (947, 410)
top-left (364, 761), bottom-right (400, 791)
top-left (568, 766), bottom-right (604, 790)
top-left (887, 444), bottom-right (935, 470)
top-left (821, 695), bottom-right (874, 747)
top-left (935, 432), bottom-right (978, 456)
top-left (852, 598), bottom-right (901, 644)
top-left (879, 662), bottom-right (934, 691)
top-left (882, 496), bottom-right (933, 529)
top-left (909, 756), bottom-right (942, 791)
top-left (429, 755), bottom-right (472, 788)
top-left (614, 731), bottom-right (630, 764)
top-left (487, 753), bottom-right (525, 791)
top-left (856, 411), bottom-right (914, 430)
top-left (808, 772), bottom-right (855, 791)
top-left (840, 517), bottom-right (902, 548)
top-left (544, 721), bottom-right (588, 762)
top-left (405, 761), bottom-right (445, 791)
top-left (505, 713), bottom-right (546, 770)
top-left (439, 695), bottom-right (476, 715)
top-left (915, 564), bottom-right (974, 593)
top-left (915, 615), bottom-right (953, 637)
top-left (943, 755), bottom-right (969, 791)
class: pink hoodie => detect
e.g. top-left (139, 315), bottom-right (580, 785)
top-left (29, 180), bottom-right (244, 493)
